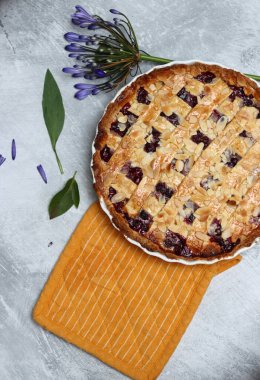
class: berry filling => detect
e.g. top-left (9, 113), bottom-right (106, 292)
top-left (221, 149), bottom-right (241, 168)
top-left (195, 71), bottom-right (216, 84)
top-left (100, 145), bottom-right (114, 162)
top-left (171, 158), bottom-right (191, 176)
top-left (120, 103), bottom-right (135, 117)
top-left (108, 187), bottom-right (128, 213)
top-left (249, 214), bottom-right (260, 225)
top-left (160, 111), bottom-right (179, 126)
top-left (184, 213), bottom-right (195, 225)
top-left (181, 158), bottom-right (192, 176)
top-left (121, 161), bottom-right (143, 185)
top-left (110, 104), bottom-right (138, 137)
top-left (229, 85), bottom-right (254, 106)
top-left (239, 130), bottom-right (255, 144)
top-left (208, 218), bottom-right (222, 237)
top-left (110, 120), bottom-right (130, 137)
top-left (183, 200), bottom-right (199, 225)
top-left (210, 236), bottom-right (240, 253)
top-left (210, 109), bottom-right (223, 123)
top-left (125, 210), bottom-right (153, 235)
top-left (191, 130), bottom-right (211, 149)
top-left (154, 182), bottom-right (174, 202)
top-left (200, 175), bottom-right (219, 191)
top-left (137, 87), bottom-right (151, 105)
top-left (177, 87), bottom-right (198, 108)
top-left (171, 158), bottom-right (177, 169)
top-left (108, 186), bottom-right (117, 200)
top-left (164, 230), bottom-right (192, 257)
top-left (144, 127), bottom-right (161, 153)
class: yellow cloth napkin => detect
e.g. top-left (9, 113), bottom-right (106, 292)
top-left (33, 202), bottom-right (241, 380)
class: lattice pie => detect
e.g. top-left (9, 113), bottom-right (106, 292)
top-left (92, 63), bottom-right (260, 261)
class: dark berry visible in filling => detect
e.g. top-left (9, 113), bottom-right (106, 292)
top-left (164, 230), bottom-right (192, 257)
top-left (108, 187), bottom-right (128, 213)
top-left (120, 103), bottom-right (132, 116)
top-left (177, 87), bottom-right (198, 108)
top-left (154, 182), bottom-right (174, 202)
top-left (144, 127), bottom-right (161, 153)
top-left (171, 158), bottom-right (177, 170)
top-left (183, 200), bottom-right (199, 225)
top-left (100, 145), bottom-right (114, 162)
top-left (200, 175), bottom-right (218, 191)
top-left (210, 236), bottom-right (240, 253)
top-left (114, 200), bottom-right (128, 213)
top-left (239, 130), bottom-right (255, 143)
top-left (125, 210), bottom-right (153, 235)
top-left (181, 159), bottom-right (191, 176)
top-left (184, 200), bottom-right (199, 211)
top-left (137, 87), bottom-right (151, 105)
top-left (110, 104), bottom-right (138, 137)
top-left (184, 213), bottom-right (195, 225)
top-left (239, 130), bottom-right (248, 138)
top-left (210, 109), bottom-right (223, 123)
top-left (122, 162), bottom-right (143, 185)
top-left (208, 218), bottom-right (222, 237)
top-left (110, 120), bottom-right (131, 137)
top-left (222, 149), bottom-right (241, 168)
top-left (229, 85), bottom-right (254, 106)
top-left (249, 214), bottom-right (260, 225)
top-left (191, 130), bottom-right (211, 149)
top-left (195, 71), bottom-right (216, 84)
top-left (108, 186), bottom-right (117, 200)
top-left (160, 111), bottom-right (179, 126)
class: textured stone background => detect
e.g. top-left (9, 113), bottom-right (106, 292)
top-left (0, 0), bottom-right (260, 379)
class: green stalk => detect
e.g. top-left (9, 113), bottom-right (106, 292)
top-left (245, 73), bottom-right (260, 82)
top-left (54, 150), bottom-right (64, 174)
top-left (139, 54), bottom-right (260, 82)
top-left (139, 54), bottom-right (171, 64)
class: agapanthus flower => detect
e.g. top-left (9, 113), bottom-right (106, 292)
top-left (63, 5), bottom-right (260, 100)
top-left (71, 5), bottom-right (97, 27)
top-left (37, 164), bottom-right (47, 184)
top-left (0, 154), bottom-right (6, 166)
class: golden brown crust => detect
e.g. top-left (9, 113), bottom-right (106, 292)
top-left (92, 62), bottom-right (260, 262)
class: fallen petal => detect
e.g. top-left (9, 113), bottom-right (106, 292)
top-left (0, 154), bottom-right (6, 166)
top-left (37, 164), bottom-right (47, 183)
top-left (12, 139), bottom-right (16, 160)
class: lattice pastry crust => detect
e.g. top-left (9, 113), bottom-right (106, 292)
top-left (92, 62), bottom-right (260, 262)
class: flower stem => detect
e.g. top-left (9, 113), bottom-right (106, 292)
top-left (139, 53), bottom-right (260, 82)
top-left (54, 149), bottom-right (64, 174)
top-left (244, 73), bottom-right (260, 82)
top-left (139, 54), bottom-right (171, 64)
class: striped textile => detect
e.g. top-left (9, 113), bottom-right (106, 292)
top-left (33, 202), bottom-right (240, 380)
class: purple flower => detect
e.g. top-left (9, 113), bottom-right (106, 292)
top-left (74, 83), bottom-right (98, 100)
top-left (64, 32), bottom-right (92, 43)
top-left (37, 164), bottom-right (47, 184)
top-left (71, 5), bottom-right (97, 28)
top-left (0, 154), bottom-right (6, 166)
top-left (94, 69), bottom-right (106, 78)
top-left (65, 43), bottom-right (89, 53)
top-left (62, 66), bottom-right (87, 77)
top-left (87, 23), bottom-right (100, 30)
top-left (12, 139), bottom-right (16, 160)
top-left (109, 9), bottom-right (122, 15)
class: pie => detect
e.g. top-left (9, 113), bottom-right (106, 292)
top-left (92, 62), bottom-right (260, 262)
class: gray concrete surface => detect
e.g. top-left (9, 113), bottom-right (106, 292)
top-left (0, 0), bottom-right (260, 379)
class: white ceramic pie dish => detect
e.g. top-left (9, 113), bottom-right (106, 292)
top-left (91, 59), bottom-right (260, 265)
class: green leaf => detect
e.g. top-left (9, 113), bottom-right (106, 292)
top-left (72, 180), bottom-right (80, 208)
top-left (42, 69), bottom-right (65, 174)
top-left (48, 173), bottom-right (80, 219)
